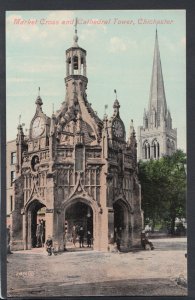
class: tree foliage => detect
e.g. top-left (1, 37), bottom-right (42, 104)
top-left (138, 150), bottom-right (186, 233)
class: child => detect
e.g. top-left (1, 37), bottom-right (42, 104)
top-left (45, 235), bottom-right (54, 256)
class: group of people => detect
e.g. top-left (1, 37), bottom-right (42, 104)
top-left (72, 225), bottom-right (92, 248)
top-left (45, 225), bottom-right (93, 256)
top-left (110, 227), bottom-right (154, 253)
top-left (45, 226), bottom-right (154, 256)
top-left (7, 221), bottom-right (154, 257)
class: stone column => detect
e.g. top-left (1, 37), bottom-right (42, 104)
top-left (45, 209), bottom-right (54, 250)
top-left (71, 54), bottom-right (74, 75)
top-left (108, 208), bottom-right (114, 244)
top-left (10, 209), bottom-right (24, 251)
top-left (46, 174), bottom-right (55, 245)
top-left (27, 210), bottom-right (32, 249)
top-left (83, 59), bottom-right (87, 77)
top-left (23, 213), bottom-right (27, 250)
top-left (52, 208), bottom-right (65, 252)
top-left (98, 207), bottom-right (109, 251)
top-left (66, 59), bottom-right (69, 76)
top-left (78, 53), bottom-right (81, 75)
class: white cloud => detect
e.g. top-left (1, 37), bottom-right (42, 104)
top-left (80, 28), bottom-right (97, 41)
top-left (160, 36), bottom-right (186, 53)
top-left (108, 36), bottom-right (137, 53)
top-left (7, 59), bottom-right (63, 74)
top-left (6, 14), bottom-right (42, 42)
top-left (109, 37), bottom-right (128, 53)
top-left (6, 11), bottom-right (75, 44)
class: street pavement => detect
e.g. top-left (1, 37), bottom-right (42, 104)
top-left (7, 237), bottom-right (187, 297)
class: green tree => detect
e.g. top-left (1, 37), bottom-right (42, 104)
top-left (138, 150), bottom-right (186, 234)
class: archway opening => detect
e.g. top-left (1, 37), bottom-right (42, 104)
top-left (65, 201), bottom-right (93, 248)
top-left (113, 200), bottom-right (129, 247)
top-left (27, 200), bottom-right (46, 249)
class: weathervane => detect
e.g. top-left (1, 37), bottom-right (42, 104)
top-left (18, 114), bottom-right (25, 127)
top-left (104, 104), bottom-right (108, 115)
top-left (114, 89), bottom-right (117, 99)
top-left (74, 17), bottom-right (78, 34)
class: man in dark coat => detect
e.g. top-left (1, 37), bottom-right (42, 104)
top-left (36, 219), bottom-right (43, 247)
top-left (87, 230), bottom-right (92, 248)
top-left (79, 226), bottom-right (84, 248)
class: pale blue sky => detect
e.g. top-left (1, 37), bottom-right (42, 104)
top-left (6, 10), bottom-right (186, 151)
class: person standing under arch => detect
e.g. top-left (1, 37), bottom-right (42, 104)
top-left (79, 226), bottom-right (84, 248)
top-left (36, 219), bottom-right (43, 247)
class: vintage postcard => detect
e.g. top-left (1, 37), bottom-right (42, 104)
top-left (5, 9), bottom-right (186, 297)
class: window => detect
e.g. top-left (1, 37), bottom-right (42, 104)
top-left (152, 140), bottom-right (160, 159)
top-left (157, 142), bottom-right (160, 158)
top-left (144, 141), bottom-right (150, 159)
top-left (144, 144), bottom-right (147, 159)
top-left (11, 152), bottom-right (16, 164)
top-left (11, 171), bottom-right (15, 186)
top-left (154, 143), bottom-right (156, 158)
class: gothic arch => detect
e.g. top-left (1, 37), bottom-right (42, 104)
top-left (62, 195), bottom-right (100, 250)
top-left (23, 196), bottom-right (46, 213)
top-left (23, 198), bottom-right (46, 249)
top-left (62, 194), bottom-right (100, 215)
top-left (113, 196), bottom-right (132, 214)
top-left (152, 139), bottom-right (160, 159)
top-left (113, 197), bottom-right (131, 248)
top-left (143, 140), bottom-right (150, 159)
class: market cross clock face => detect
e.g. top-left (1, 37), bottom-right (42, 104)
top-left (32, 116), bottom-right (45, 138)
top-left (112, 119), bottom-right (124, 138)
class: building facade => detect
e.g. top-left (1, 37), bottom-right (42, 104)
top-left (137, 30), bottom-right (177, 161)
top-left (6, 140), bottom-right (17, 226)
top-left (9, 28), bottom-right (142, 252)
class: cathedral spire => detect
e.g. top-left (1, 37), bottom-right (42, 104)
top-left (148, 29), bottom-right (167, 127)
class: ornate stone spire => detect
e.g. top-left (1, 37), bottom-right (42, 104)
top-left (148, 29), bottom-right (167, 127)
top-left (35, 87), bottom-right (43, 108)
top-left (113, 89), bottom-right (120, 116)
top-left (129, 119), bottom-right (135, 137)
top-left (16, 115), bottom-right (25, 144)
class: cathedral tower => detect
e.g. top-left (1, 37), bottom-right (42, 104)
top-left (137, 30), bottom-right (177, 160)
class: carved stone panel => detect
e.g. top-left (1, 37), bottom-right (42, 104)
top-left (75, 145), bottom-right (84, 172)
